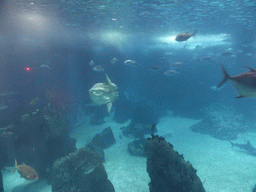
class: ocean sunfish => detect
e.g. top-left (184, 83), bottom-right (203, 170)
top-left (89, 74), bottom-right (119, 113)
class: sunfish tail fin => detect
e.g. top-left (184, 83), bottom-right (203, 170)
top-left (192, 29), bottom-right (198, 36)
top-left (218, 65), bottom-right (230, 88)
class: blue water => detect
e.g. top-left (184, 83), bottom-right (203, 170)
top-left (1, 0), bottom-right (256, 191)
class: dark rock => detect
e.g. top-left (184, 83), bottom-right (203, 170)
top-left (0, 169), bottom-right (3, 192)
top-left (122, 122), bottom-right (157, 139)
top-left (190, 117), bottom-right (238, 140)
top-left (86, 144), bottom-right (105, 162)
top-left (146, 135), bottom-right (205, 192)
top-left (51, 148), bottom-right (115, 192)
top-left (0, 125), bottom-right (15, 165)
top-left (252, 184), bottom-right (256, 192)
top-left (90, 127), bottom-right (116, 149)
top-left (128, 138), bottom-right (147, 157)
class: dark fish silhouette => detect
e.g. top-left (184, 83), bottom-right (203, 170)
top-left (229, 140), bottom-right (256, 156)
top-left (175, 30), bottom-right (198, 42)
top-left (218, 65), bottom-right (256, 98)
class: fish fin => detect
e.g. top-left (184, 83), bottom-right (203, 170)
top-left (229, 140), bottom-right (234, 147)
top-left (235, 95), bottom-right (244, 98)
top-left (245, 66), bottom-right (256, 72)
top-left (106, 102), bottom-right (112, 113)
top-left (105, 74), bottom-right (112, 85)
top-left (192, 29), bottom-right (198, 36)
top-left (218, 65), bottom-right (230, 88)
top-left (246, 140), bottom-right (252, 146)
top-left (14, 159), bottom-right (18, 172)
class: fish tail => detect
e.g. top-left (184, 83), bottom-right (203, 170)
top-left (229, 140), bottom-right (234, 147)
top-left (14, 159), bottom-right (18, 172)
top-left (218, 65), bottom-right (230, 88)
top-left (192, 29), bottom-right (198, 36)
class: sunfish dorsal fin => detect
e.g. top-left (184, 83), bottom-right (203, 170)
top-left (245, 66), bottom-right (256, 72)
top-left (106, 102), bottom-right (112, 113)
top-left (105, 73), bottom-right (112, 85)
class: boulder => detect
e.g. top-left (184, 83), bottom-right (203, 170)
top-left (146, 134), bottom-right (205, 192)
top-left (51, 147), bottom-right (115, 192)
top-left (90, 127), bottom-right (116, 149)
top-left (128, 138), bottom-right (147, 157)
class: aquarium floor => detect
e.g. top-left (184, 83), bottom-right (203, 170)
top-left (3, 112), bottom-right (256, 192)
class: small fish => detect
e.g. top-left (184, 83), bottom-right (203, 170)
top-left (40, 64), bottom-right (51, 69)
top-left (89, 60), bottom-right (95, 67)
top-left (150, 66), bottom-right (162, 70)
top-left (200, 56), bottom-right (215, 61)
top-left (110, 57), bottom-right (118, 64)
top-left (0, 103), bottom-right (7, 110)
top-left (164, 70), bottom-right (178, 76)
top-left (92, 65), bottom-right (104, 72)
top-left (221, 51), bottom-right (234, 56)
top-left (0, 91), bottom-right (18, 96)
top-left (124, 60), bottom-right (138, 66)
top-left (14, 159), bottom-right (39, 180)
top-left (218, 65), bottom-right (256, 98)
top-left (172, 62), bottom-right (182, 66)
top-left (30, 97), bottom-right (40, 106)
top-left (175, 30), bottom-right (198, 42)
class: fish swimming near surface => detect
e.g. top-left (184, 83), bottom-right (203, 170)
top-left (172, 62), bottom-right (182, 66)
top-left (218, 65), bottom-right (256, 98)
top-left (0, 103), bottom-right (7, 110)
top-left (110, 57), bottom-right (118, 64)
top-left (89, 60), bottom-right (95, 67)
top-left (14, 159), bottom-right (39, 180)
top-left (175, 30), bottom-right (198, 42)
top-left (229, 140), bottom-right (256, 156)
top-left (89, 73), bottom-right (119, 113)
top-left (0, 91), bottom-right (18, 97)
top-left (150, 66), bottom-right (162, 70)
top-left (92, 65), bottom-right (104, 72)
top-left (124, 60), bottom-right (138, 66)
top-left (164, 69), bottom-right (179, 76)
top-left (221, 50), bottom-right (234, 56)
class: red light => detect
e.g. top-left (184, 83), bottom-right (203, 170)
top-left (25, 67), bottom-right (31, 71)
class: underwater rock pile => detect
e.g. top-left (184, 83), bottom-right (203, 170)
top-left (89, 126), bottom-right (116, 149)
top-left (0, 106), bottom-right (76, 179)
top-left (191, 104), bottom-right (249, 140)
top-left (51, 147), bottom-right (115, 192)
top-left (127, 138), bottom-right (147, 157)
top-left (146, 134), bottom-right (205, 192)
top-left (122, 103), bottom-right (158, 138)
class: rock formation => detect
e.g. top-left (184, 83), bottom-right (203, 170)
top-left (146, 134), bottom-right (205, 192)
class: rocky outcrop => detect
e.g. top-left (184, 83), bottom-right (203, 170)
top-left (90, 127), bottom-right (116, 149)
top-left (51, 147), bottom-right (115, 192)
top-left (128, 138), bottom-right (147, 157)
top-left (146, 134), bottom-right (205, 192)
top-left (0, 106), bottom-right (76, 179)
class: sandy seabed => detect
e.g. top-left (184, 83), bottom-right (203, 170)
top-left (3, 112), bottom-right (256, 192)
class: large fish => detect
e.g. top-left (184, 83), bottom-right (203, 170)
top-left (175, 30), bottom-right (198, 42)
top-left (218, 65), bottom-right (256, 98)
top-left (89, 74), bottom-right (119, 113)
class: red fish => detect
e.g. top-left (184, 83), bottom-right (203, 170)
top-left (218, 65), bottom-right (256, 98)
top-left (175, 30), bottom-right (198, 42)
